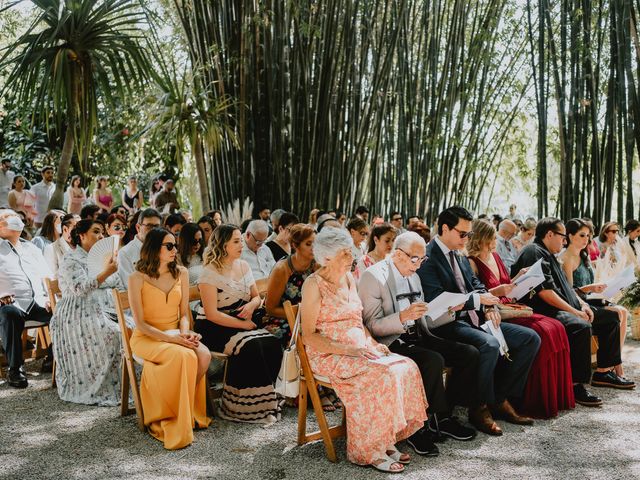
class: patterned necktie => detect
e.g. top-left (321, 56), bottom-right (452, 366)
top-left (448, 251), bottom-right (480, 326)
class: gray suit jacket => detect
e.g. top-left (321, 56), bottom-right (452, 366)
top-left (358, 257), bottom-right (428, 346)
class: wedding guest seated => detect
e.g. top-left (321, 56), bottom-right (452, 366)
top-left (109, 205), bottom-right (129, 219)
top-left (128, 228), bottom-right (211, 449)
top-left (511, 218), bottom-right (633, 407)
top-left (0, 209), bottom-right (53, 388)
top-left (620, 219), bottom-right (640, 267)
top-left (265, 212), bottom-right (299, 262)
top-left (106, 213), bottom-right (127, 248)
top-left (582, 218), bottom-right (601, 262)
top-left (355, 222), bottom-right (396, 280)
top-left (407, 220), bottom-right (431, 243)
top-left (80, 204), bottom-right (101, 220)
top-left (196, 224), bottom-right (283, 424)
top-left (358, 231), bottom-right (477, 448)
top-left (32, 210), bottom-right (64, 252)
top-left (51, 219), bottom-right (127, 405)
top-left (197, 216), bottom-right (216, 246)
top-left (511, 217), bottom-right (536, 253)
top-left (467, 220), bottom-right (575, 418)
top-left (560, 218), bottom-right (633, 383)
top-left (418, 206), bottom-right (540, 436)
top-left (177, 222), bottom-right (204, 285)
top-left (316, 213), bottom-right (341, 232)
top-left (266, 209), bottom-right (285, 241)
top-left (300, 227), bottom-right (428, 473)
top-left (495, 220), bottom-right (519, 271)
top-left (44, 213), bottom-right (79, 276)
top-left (354, 205), bottom-right (370, 222)
top-left (597, 221), bottom-right (624, 271)
top-left (204, 209), bottom-right (223, 227)
top-left (117, 208), bottom-right (162, 284)
top-left (164, 213), bottom-right (187, 237)
top-left (154, 179), bottom-right (180, 213)
top-left (346, 217), bottom-right (369, 260)
top-left (240, 219), bottom-right (275, 280)
top-left (264, 224), bottom-right (318, 344)
top-left (308, 208), bottom-right (319, 230)
top-left (122, 210), bottom-right (142, 246)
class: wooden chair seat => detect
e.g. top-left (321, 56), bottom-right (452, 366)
top-left (283, 301), bottom-right (346, 463)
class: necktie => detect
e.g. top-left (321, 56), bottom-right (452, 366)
top-left (448, 251), bottom-right (480, 326)
top-left (505, 239), bottom-right (512, 252)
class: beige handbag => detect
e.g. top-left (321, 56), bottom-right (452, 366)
top-left (496, 303), bottom-right (533, 319)
top-left (275, 310), bottom-right (301, 398)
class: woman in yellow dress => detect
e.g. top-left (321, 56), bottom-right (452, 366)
top-left (128, 228), bottom-right (211, 450)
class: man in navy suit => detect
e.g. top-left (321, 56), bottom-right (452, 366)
top-left (417, 206), bottom-right (540, 436)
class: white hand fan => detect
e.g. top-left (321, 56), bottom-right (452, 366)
top-left (87, 236), bottom-right (119, 278)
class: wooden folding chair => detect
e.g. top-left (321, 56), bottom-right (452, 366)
top-left (283, 301), bottom-right (346, 463)
top-left (255, 277), bottom-right (269, 299)
top-left (44, 277), bottom-right (61, 387)
top-left (591, 336), bottom-right (599, 367)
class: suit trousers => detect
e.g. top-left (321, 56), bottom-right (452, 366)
top-left (0, 303), bottom-right (51, 369)
top-left (389, 338), bottom-right (448, 415)
top-left (554, 308), bottom-right (621, 384)
top-left (432, 320), bottom-right (540, 405)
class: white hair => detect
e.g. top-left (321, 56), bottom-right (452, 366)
top-left (270, 209), bottom-right (285, 223)
top-left (393, 231), bottom-right (425, 251)
top-left (313, 226), bottom-right (353, 266)
top-left (246, 219), bottom-right (269, 236)
top-left (0, 209), bottom-right (17, 218)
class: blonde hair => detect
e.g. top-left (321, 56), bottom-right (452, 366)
top-left (203, 224), bottom-right (239, 271)
top-left (466, 219), bottom-right (496, 258)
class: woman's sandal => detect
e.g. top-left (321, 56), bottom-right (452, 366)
top-left (386, 446), bottom-right (411, 465)
top-left (370, 456), bottom-right (405, 474)
top-left (320, 394), bottom-right (336, 412)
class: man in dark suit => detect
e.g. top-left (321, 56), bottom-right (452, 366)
top-left (417, 206), bottom-right (541, 436)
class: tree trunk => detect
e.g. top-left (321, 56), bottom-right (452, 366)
top-left (193, 135), bottom-right (210, 213)
top-left (49, 74), bottom-right (77, 210)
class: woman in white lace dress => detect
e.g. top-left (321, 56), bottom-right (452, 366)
top-left (51, 219), bottom-right (127, 406)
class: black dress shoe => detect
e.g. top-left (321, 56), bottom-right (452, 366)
top-left (574, 384), bottom-right (602, 407)
top-left (429, 415), bottom-right (476, 441)
top-left (40, 356), bottom-right (53, 373)
top-left (406, 428), bottom-right (439, 457)
top-left (7, 368), bottom-right (28, 388)
top-left (591, 370), bottom-right (636, 390)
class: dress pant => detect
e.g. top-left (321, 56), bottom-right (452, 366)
top-left (0, 303), bottom-right (52, 369)
top-left (389, 336), bottom-right (448, 415)
top-left (432, 320), bottom-right (540, 406)
top-left (554, 308), bottom-right (621, 384)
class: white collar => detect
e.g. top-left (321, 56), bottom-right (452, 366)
top-left (434, 235), bottom-right (454, 256)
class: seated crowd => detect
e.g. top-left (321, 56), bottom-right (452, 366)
top-left (0, 165), bottom-right (638, 473)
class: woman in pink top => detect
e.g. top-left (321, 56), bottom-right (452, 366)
top-left (8, 175), bottom-right (36, 221)
top-left (93, 176), bottom-right (113, 214)
top-left (66, 175), bottom-right (86, 215)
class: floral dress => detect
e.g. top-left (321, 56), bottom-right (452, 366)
top-left (50, 247), bottom-right (129, 406)
top-left (306, 273), bottom-right (428, 465)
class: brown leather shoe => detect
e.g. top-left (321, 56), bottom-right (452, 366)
top-left (468, 405), bottom-right (502, 436)
top-left (490, 400), bottom-right (534, 425)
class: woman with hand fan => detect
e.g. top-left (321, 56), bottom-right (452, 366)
top-left (50, 219), bottom-right (127, 406)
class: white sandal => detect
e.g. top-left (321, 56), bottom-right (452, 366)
top-left (371, 456), bottom-right (405, 473)
top-left (386, 446), bottom-right (411, 464)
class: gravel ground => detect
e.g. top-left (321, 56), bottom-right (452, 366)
top-left (2, 341), bottom-right (640, 480)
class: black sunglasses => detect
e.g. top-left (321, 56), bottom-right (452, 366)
top-left (162, 242), bottom-right (177, 251)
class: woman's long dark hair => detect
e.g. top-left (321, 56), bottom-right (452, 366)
top-left (39, 211), bottom-right (63, 242)
top-left (177, 222), bottom-right (204, 266)
top-left (136, 227), bottom-right (179, 279)
top-left (70, 219), bottom-right (105, 247)
top-left (566, 218), bottom-right (590, 261)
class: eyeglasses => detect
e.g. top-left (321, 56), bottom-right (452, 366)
top-left (358, 230), bottom-right (369, 237)
top-left (397, 248), bottom-right (427, 265)
top-left (140, 223), bottom-right (161, 229)
top-left (452, 227), bottom-right (474, 239)
top-left (162, 242), bottom-right (177, 251)
top-left (392, 217), bottom-right (403, 222)
top-left (249, 232), bottom-right (265, 246)
top-left (552, 231), bottom-right (567, 238)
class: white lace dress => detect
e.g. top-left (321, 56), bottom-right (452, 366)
top-left (50, 247), bottom-right (130, 406)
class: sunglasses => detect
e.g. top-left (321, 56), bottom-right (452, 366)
top-left (607, 230), bottom-right (619, 234)
top-left (452, 227), bottom-right (473, 239)
top-left (111, 225), bottom-right (125, 231)
top-left (162, 242), bottom-right (177, 251)
top-left (397, 248), bottom-right (427, 265)
top-left (552, 230), bottom-right (568, 238)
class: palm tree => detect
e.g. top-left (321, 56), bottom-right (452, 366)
top-left (1, 0), bottom-right (151, 209)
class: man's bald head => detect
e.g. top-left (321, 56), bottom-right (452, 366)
top-left (498, 219), bottom-right (518, 240)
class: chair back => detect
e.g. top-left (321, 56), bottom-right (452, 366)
top-left (283, 301), bottom-right (313, 381)
top-left (188, 285), bottom-right (201, 328)
top-left (255, 277), bottom-right (268, 299)
top-left (112, 289), bottom-right (134, 363)
top-left (44, 278), bottom-right (61, 312)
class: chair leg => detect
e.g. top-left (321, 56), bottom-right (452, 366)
top-left (120, 358), bottom-right (130, 417)
top-left (205, 376), bottom-right (216, 418)
top-left (125, 357), bottom-right (145, 432)
top-left (307, 381), bottom-right (338, 463)
top-left (297, 380), bottom-right (308, 445)
top-left (51, 359), bottom-right (57, 389)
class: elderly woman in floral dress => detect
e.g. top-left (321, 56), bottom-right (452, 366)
top-left (300, 227), bottom-right (428, 473)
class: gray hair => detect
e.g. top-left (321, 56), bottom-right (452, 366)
top-left (270, 209), bottom-right (285, 224)
top-left (0, 208), bottom-right (17, 219)
top-left (393, 231), bottom-right (425, 251)
top-left (522, 217), bottom-right (537, 231)
top-left (313, 226), bottom-right (353, 266)
top-left (246, 219), bottom-right (269, 236)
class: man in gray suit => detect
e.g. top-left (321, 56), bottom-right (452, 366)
top-left (359, 232), bottom-right (476, 448)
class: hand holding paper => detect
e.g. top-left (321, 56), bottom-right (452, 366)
top-left (601, 266), bottom-right (636, 299)
top-left (426, 292), bottom-right (471, 321)
top-left (511, 259), bottom-right (545, 300)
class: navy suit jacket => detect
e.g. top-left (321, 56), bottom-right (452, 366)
top-left (417, 239), bottom-right (488, 322)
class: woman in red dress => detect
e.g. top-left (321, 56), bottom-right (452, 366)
top-left (467, 220), bottom-right (575, 418)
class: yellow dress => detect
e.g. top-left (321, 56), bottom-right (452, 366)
top-left (130, 278), bottom-right (211, 450)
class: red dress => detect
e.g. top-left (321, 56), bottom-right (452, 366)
top-left (471, 253), bottom-right (575, 418)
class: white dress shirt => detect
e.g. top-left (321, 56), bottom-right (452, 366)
top-left (0, 169), bottom-right (15, 207)
top-left (433, 235), bottom-right (480, 309)
top-left (117, 235), bottom-right (142, 286)
top-left (0, 238), bottom-right (52, 311)
top-left (243, 245), bottom-right (276, 280)
top-left (31, 181), bottom-right (55, 223)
